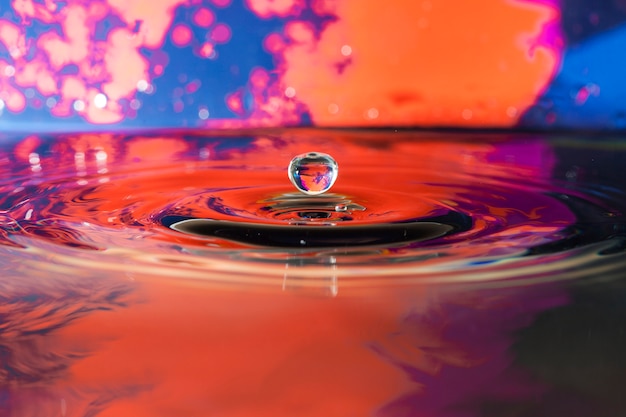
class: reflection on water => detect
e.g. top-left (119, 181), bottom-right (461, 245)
top-left (0, 129), bottom-right (624, 416)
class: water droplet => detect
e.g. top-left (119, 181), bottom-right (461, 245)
top-left (288, 152), bottom-right (338, 195)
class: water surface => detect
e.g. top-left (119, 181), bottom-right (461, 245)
top-left (0, 128), bottom-right (624, 416)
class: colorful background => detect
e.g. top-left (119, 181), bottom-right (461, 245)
top-left (0, 0), bottom-right (623, 130)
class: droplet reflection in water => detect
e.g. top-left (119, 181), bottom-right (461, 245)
top-left (288, 151), bottom-right (338, 195)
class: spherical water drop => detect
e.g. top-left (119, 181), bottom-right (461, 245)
top-left (288, 152), bottom-right (338, 195)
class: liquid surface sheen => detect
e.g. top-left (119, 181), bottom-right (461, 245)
top-left (0, 128), bottom-right (624, 416)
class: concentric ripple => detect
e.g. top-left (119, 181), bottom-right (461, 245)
top-left (0, 129), bottom-right (624, 290)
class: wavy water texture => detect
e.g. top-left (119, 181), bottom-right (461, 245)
top-left (0, 257), bottom-right (140, 417)
top-left (0, 129), bottom-right (624, 416)
top-left (0, 129), bottom-right (623, 286)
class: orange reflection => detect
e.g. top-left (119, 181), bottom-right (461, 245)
top-left (59, 281), bottom-right (422, 417)
top-left (0, 130), bottom-right (577, 416)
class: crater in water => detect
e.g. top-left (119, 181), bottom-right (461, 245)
top-left (0, 129), bottom-right (624, 289)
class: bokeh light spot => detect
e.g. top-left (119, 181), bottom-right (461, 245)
top-left (172, 24), bottom-right (193, 47)
top-left (193, 8), bottom-right (214, 28)
top-left (94, 93), bottom-right (108, 109)
top-left (210, 23), bottom-right (232, 43)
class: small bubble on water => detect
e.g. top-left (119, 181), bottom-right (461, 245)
top-left (288, 152), bottom-right (338, 195)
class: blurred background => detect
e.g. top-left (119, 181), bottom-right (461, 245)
top-left (0, 0), bottom-right (624, 131)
